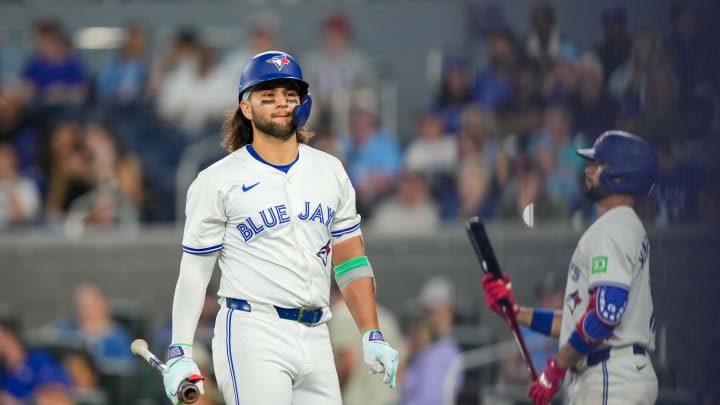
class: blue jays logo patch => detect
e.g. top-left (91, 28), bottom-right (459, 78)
top-left (317, 240), bottom-right (331, 266)
top-left (266, 55), bottom-right (290, 71)
top-left (566, 290), bottom-right (582, 315)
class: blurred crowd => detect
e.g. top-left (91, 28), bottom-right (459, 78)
top-left (0, 2), bottom-right (718, 403)
top-left (0, 3), bottom-right (717, 236)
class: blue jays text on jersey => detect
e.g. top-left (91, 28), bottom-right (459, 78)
top-left (236, 201), bottom-right (337, 242)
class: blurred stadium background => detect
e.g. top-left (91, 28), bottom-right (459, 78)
top-left (0, 0), bottom-right (719, 404)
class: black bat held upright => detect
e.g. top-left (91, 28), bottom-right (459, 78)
top-left (466, 217), bottom-right (503, 279)
top-left (465, 217), bottom-right (538, 381)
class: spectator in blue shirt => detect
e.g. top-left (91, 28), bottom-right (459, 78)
top-left (96, 24), bottom-right (149, 107)
top-left (52, 284), bottom-right (134, 373)
top-left (20, 19), bottom-right (89, 107)
top-left (654, 137), bottom-right (710, 225)
top-left (340, 88), bottom-right (402, 217)
top-left (0, 322), bottom-right (70, 403)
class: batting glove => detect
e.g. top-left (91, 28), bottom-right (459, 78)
top-left (361, 329), bottom-right (399, 388)
top-left (528, 357), bottom-right (566, 405)
top-left (482, 273), bottom-right (517, 314)
top-left (163, 345), bottom-right (205, 405)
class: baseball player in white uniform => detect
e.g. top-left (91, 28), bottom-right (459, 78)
top-left (162, 51), bottom-right (399, 405)
top-left (482, 131), bottom-right (659, 405)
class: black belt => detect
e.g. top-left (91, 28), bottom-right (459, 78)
top-left (586, 344), bottom-right (646, 367)
top-left (225, 298), bottom-right (323, 326)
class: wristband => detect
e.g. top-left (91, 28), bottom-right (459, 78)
top-left (529, 309), bottom-right (554, 336)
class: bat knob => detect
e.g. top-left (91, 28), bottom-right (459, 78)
top-left (130, 339), bottom-right (149, 355)
top-left (178, 378), bottom-right (203, 404)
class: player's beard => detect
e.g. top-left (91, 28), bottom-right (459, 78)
top-left (253, 110), bottom-right (296, 141)
top-left (583, 179), bottom-right (612, 202)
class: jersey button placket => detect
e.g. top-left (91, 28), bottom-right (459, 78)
top-left (283, 175), bottom-right (314, 304)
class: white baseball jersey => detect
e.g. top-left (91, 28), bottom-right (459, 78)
top-left (181, 143), bottom-right (361, 309)
top-left (560, 205), bottom-right (655, 349)
top-left (561, 205), bottom-right (657, 404)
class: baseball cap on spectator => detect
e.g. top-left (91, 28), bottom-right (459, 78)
top-left (324, 12), bottom-right (351, 36)
top-left (418, 275), bottom-right (455, 309)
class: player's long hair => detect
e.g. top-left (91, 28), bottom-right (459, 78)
top-left (221, 106), bottom-right (314, 152)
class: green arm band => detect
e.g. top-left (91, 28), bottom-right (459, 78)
top-left (334, 256), bottom-right (374, 289)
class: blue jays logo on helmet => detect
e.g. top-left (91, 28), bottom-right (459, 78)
top-left (576, 130), bottom-right (659, 195)
top-left (266, 55), bottom-right (291, 71)
top-left (237, 51), bottom-right (313, 127)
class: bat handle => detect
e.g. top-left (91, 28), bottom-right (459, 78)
top-left (502, 305), bottom-right (539, 381)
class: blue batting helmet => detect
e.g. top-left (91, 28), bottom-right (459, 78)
top-left (576, 130), bottom-right (659, 195)
top-left (238, 51), bottom-right (312, 127)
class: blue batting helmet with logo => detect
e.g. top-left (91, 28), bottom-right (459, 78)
top-left (238, 51), bottom-right (312, 127)
top-left (576, 130), bottom-right (659, 195)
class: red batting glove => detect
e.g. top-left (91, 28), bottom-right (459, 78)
top-left (528, 357), bottom-right (567, 405)
top-left (481, 273), bottom-right (516, 314)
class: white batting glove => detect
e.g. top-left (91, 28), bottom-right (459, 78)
top-left (163, 345), bottom-right (205, 404)
top-left (361, 329), bottom-right (399, 388)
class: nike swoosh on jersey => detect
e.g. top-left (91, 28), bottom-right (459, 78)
top-left (242, 182), bottom-right (260, 192)
top-left (636, 363), bottom-right (648, 371)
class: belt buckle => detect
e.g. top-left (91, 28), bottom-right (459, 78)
top-left (297, 307), bottom-right (320, 326)
top-left (296, 308), bottom-right (306, 323)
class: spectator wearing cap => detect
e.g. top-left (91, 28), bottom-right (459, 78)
top-left (592, 5), bottom-right (631, 80)
top-left (301, 12), bottom-right (377, 139)
top-left (401, 276), bottom-right (463, 405)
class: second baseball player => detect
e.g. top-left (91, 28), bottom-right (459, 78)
top-left (483, 130), bottom-right (659, 405)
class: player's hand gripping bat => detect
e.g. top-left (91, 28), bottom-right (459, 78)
top-left (465, 216), bottom-right (538, 381)
top-left (131, 339), bottom-right (201, 404)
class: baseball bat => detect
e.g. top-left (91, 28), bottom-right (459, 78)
top-left (130, 339), bottom-right (202, 404)
top-left (465, 217), bottom-right (539, 382)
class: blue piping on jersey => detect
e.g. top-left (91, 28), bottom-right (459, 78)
top-left (602, 360), bottom-right (608, 405)
top-left (182, 244), bottom-right (223, 254)
top-left (331, 223), bottom-right (361, 237)
top-left (246, 144), bottom-right (298, 173)
top-left (226, 308), bottom-right (240, 405)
